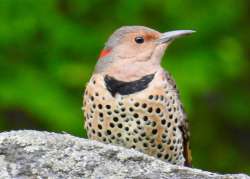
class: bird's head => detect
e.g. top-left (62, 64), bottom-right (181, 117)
top-left (95, 26), bottom-right (195, 81)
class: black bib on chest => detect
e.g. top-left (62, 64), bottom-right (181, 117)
top-left (104, 73), bottom-right (155, 96)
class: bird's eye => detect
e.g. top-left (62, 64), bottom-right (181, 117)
top-left (135, 36), bottom-right (144, 44)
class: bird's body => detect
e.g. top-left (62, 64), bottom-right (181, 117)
top-left (83, 26), bottom-right (193, 166)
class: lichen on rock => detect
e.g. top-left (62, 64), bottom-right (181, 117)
top-left (0, 130), bottom-right (249, 179)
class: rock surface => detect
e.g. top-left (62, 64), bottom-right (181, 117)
top-left (0, 130), bottom-right (249, 179)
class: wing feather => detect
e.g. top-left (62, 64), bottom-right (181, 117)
top-left (165, 72), bottom-right (192, 167)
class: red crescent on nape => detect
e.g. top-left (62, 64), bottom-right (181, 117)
top-left (98, 48), bottom-right (112, 59)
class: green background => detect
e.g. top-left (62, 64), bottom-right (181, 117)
top-left (0, 0), bottom-right (249, 174)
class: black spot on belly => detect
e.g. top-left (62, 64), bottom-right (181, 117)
top-left (104, 73), bottom-right (155, 96)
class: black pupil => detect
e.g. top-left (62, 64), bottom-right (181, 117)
top-left (135, 36), bottom-right (144, 44)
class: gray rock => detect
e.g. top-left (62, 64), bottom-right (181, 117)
top-left (0, 130), bottom-right (248, 179)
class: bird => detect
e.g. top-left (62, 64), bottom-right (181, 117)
top-left (83, 26), bottom-right (194, 167)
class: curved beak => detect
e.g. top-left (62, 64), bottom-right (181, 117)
top-left (156, 30), bottom-right (195, 44)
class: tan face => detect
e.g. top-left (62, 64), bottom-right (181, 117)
top-left (112, 30), bottom-right (161, 61)
top-left (95, 26), bottom-right (194, 77)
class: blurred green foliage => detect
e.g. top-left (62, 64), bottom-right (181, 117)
top-left (0, 0), bottom-right (249, 174)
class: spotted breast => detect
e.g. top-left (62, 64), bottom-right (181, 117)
top-left (83, 70), bottom-right (191, 166)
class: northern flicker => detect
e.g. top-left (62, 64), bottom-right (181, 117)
top-left (83, 26), bottom-right (194, 166)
